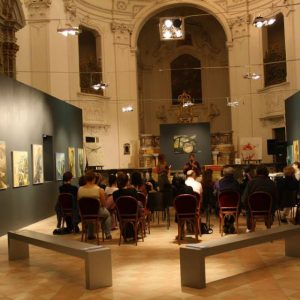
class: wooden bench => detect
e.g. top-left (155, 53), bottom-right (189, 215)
top-left (180, 224), bottom-right (300, 289)
top-left (8, 230), bottom-right (112, 290)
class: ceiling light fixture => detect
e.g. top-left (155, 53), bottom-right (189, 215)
top-left (122, 105), bottom-right (133, 112)
top-left (182, 101), bottom-right (194, 108)
top-left (92, 82), bottom-right (109, 90)
top-left (253, 15), bottom-right (276, 28)
top-left (57, 23), bottom-right (81, 36)
top-left (243, 72), bottom-right (261, 80)
top-left (159, 17), bottom-right (185, 40)
top-left (226, 97), bottom-right (239, 108)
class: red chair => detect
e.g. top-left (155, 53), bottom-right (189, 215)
top-left (218, 190), bottom-right (240, 236)
top-left (137, 192), bottom-right (151, 234)
top-left (248, 191), bottom-right (272, 231)
top-left (58, 193), bottom-right (74, 229)
top-left (78, 197), bottom-right (104, 245)
top-left (116, 196), bottom-right (144, 245)
top-left (174, 194), bottom-right (200, 245)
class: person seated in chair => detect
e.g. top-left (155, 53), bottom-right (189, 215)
top-left (214, 166), bottom-right (241, 196)
top-left (78, 171), bottom-right (112, 240)
top-left (242, 165), bottom-right (279, 232)
top-left (55, 171), bottom-right (80, 233)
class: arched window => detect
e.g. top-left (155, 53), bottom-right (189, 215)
top-left (78, 27), bottom-right (103, 95)
top-left (263, 13), bottom-right (286, 87)
top-left (171, 54), bottom-right (202, 105)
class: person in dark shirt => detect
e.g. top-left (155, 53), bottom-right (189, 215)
top-left (55, 171), bottom-right (80, 232)
top-left (183, 153), bottom-right (201, 177)
top-left (113, 172), bottom-right (139, 202)
top-left (214, 166), bottom-right (240, 196)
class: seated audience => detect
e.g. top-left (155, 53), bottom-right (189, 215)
top-left (185, 170), bottom-right (202, 196)
top-left (201, 168), bottom-right (217, 215)
top-left (77, 171), bottom-right (112, 240)
top-left (55, 171), bottom-right (80, 233)
top-left (113, 172), bottom-right (139, 202)
top-left (240, 166), bottom-right (253, 193)
top-left (214, 166), bottom-right (240, 196)
top-left (276, 166), bottom-right (299, 223)
top-left (95, 173), bottom-right (106, 190)
top-left (242, 165), bottom-right (279, 232)
top-left (104, 174), bottom-right (118, 229)
top-left (293, 161), bottom-right (300, 181)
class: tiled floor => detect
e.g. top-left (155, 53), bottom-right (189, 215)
top-left (0, 211), bottom-right (300, 299)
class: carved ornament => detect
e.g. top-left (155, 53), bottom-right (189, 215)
top-left (24, 0), bottom-right (52, 18)
top-left (111, 21), bottom-right (133, 45)
top-left (63, 0), bottom-right (76, 20)
top-left (228, 15), bottom-right (249, 39)
top-left (116, 1), bottom-right (127, 11)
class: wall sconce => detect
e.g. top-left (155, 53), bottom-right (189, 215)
top-left (253, 15), bottom-right (276, 28)
top-left (243, 72), bottom-right (261, 80)
top-left (92, 82), bottom-right (109, 90)
top-left (159, 17), bottom-right (185, 40)
top-left (122, 105), bottom-right (133, 112)
top-left (226, 97), bottom-right (239, 108)
top-left (57, 22), bottom-right (81, 36)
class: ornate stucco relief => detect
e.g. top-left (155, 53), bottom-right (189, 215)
top-left (111, 21), bottom-right (133, 45)
top-left (24, 0), bottom-right (52, 18)
top-left (63, 0), bottom-right (77, 20)
top-left (228, 15), bottom-right (249, 39)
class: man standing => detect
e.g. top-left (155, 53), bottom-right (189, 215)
top-left (183, 153), bottom-right (201, 177)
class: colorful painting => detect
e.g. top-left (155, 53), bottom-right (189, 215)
top-left (32, 144), bottom-right (44, 184)
top-left (12, 151), bottom-right (30, 187)
top-left (240, 137), bottom-right (262, 161)
top-left (68, 147), bottom-right (76, 177)
top-left (293, 140), bottom-right (299, 162)
top-left (77, 148), bottom-right (84, 177)
top-left (56, 153), bottom-right (65, 180)
top-left (173, 135), bottom-right (197, 154)
top-left (0, 141), bottom-right (8, 189)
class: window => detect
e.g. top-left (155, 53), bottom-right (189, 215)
top-left (78, 27), bottom-right (103, 95)
top-left (263, 13), bottom-right (287, 87)
top-left (171, 54), bottom-right (202, 104)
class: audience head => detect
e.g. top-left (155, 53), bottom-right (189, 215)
top-left (131, 172), bottom-right (143, 187)
top-left (222, 166), bottom-right (235, 177)
top-left (108, 173), bottom-right (117, 187)
top-left (283, 166), bottom-right (295, 177)
top-left (62, 171), bottom-right (73, 183)
top-left (186, 170), bottom-right (195, 178)
top-left (202, 169), bottom-right (213, 186)
top-left (188, 153), bottom-right (196, 162)
top-left (293, 161), bottom-right (300, 171)
top-left (78, 175), bottom-right (87, 186)
top-left (85, 170), bottom-right (96, 183)
top-left (116, 171), bottom-right (129, 189)
top-left (172, 174), bottom-right (186, 189)
top-left (256, 165), bottom-right (269, 177)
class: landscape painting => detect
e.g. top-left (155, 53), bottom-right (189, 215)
top-left (78, 148), bottom-right (84, 177)
top-left (56, 153), bottom-right (65, 180)
top-left (12, 151), bottom-right (30, 187)
top-left (68, 147), bottom-right (76, 177)
top-left (32, 144), bottom-right (44, 184)
top-left (0, 141), bottom-right (8, 189)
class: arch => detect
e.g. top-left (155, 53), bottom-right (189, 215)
top-left (131, 0), bottom-right (232, 50)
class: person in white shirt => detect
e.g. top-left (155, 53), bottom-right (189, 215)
top-left (185, 170), bottom-right (203, 196)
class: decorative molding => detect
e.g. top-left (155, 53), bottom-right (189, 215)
top-left (63, 0), bottom-right (77, 20)
top-left (228, 15), bottom-right (249, 39)
top-left (116, 1), bottom-right (127, 11)
top-left (111, 21), bottom-right (133, 45)
top-left (132, 5), bottom-right (145, 17)
top-left (24, 0), bottom-right (52, 18)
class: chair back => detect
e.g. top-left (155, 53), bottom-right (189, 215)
top-left (147, 191), bottom-right (165, 211)
top-left (116, 196), bottom-right (138, 219)
top-left (218, 190), bottom-right (240, 211)
top-left (248, 191), bottom-right (272, 214)
top-left (174, 194), bottom-right (197, 217)
top-left (136, 192), bottom-right (147, 208)
top-left (58, 193), bottom-right (73, 214)
top-left (78, 197), bottom-right (100, 219)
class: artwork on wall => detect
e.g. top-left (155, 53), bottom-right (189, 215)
top-left (0, 141), bottom-right (8, 189)
top-left (12, 151), bottom-right (30, 187)
top-left (78, 148), bottom-right (84, 177)
top-left (68, 147), bottom-right (76, 177)
top-left (56, 153), bottom-right (65, 180)
top-left (32, 144), bottom-right (44, 184)
top-left (240, 137), bottom-right (262, 161)
top-left (287, 145), bottom-right (293, 165)
top-left (293, 140), bottom-right (299, 162)
top-left (173, 135), bottom-right (197, 154)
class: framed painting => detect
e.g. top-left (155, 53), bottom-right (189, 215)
top-left (12, 151), bottom-right (30, 187)
top-left (32, 144), bottom-right (44, 184)
top-left (0, 141), bottom-right (8, 189)
top-left (293, 140), bottom-right (299, 162)
top-left (173, 135), bottom-right (197, 154)
top-left (240, 137), bottom-right (262, 161)
top-left (77, 148), bottom-right (84, 177)
top-left (68, 147), bottom-right (76, 177)
top-left (56, 153), bottom-right (65, 180)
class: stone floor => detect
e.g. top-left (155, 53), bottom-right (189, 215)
top-left (0, 211), bottom-right (300, 299)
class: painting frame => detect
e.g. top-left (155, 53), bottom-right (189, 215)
top-left (12, 151), bottom-right (30, 188)
top-left (32, 144), bottom-right (44, 184)
top-left (77, 148), bottom-right (84, 177)
top-left (293, 140), bottom-right (299, 162)
top-left (240, 137), bottom-right (262, 161)
top-left (56, 152), bottom-right (65, 181)
top-left (68, 147), bottom-right (76, 178)
top-left (0, 141), bottom-right (8, 190)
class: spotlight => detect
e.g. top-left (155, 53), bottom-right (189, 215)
top-left (159, 17), bottom-right (184, 40)
top-left (57, 24), bottom-right (81, 36)
top-left (253, 16), bottom-right (267, 28)
top-left (173, 18), bottom-right (182, 28)
top-left (267, 17), bottom-right (276, 25)
top-left (122, 105), bottom-right (133, 112)
top-left (243, 72), bottom-right (261, 80)
top-left (92, 82), bottom-right (109, 90)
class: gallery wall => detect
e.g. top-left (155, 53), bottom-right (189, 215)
top-left (0, 75), bottom-right (83, 236)
top-left (160, 123), bottom-right (212, 170)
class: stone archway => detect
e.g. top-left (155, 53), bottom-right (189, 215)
top-left (0, 0), bottom-right (25, 78)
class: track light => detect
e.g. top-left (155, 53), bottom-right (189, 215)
top-left (253, 15), bottom-right (276, 28)
top-left (122, 105), bottom-right (133, 112)
top-left (243, 72), bottom-right (261, 80)
top-left (57, 24), bottom-right (81, 36)
top-left (92, 82), bottom-right (109, 90)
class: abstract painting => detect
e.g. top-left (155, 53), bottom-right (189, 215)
top-left (68, 147), bottom-right (76, 177)
top-left (173, 135), bottom-right (197, 154)
top-left (293, 140), bottom-right (299, 162)
top-left (32, 144), bottom-right (44, 184)
top-left (240, 137), bottom-right (262, 161)
top-left (0, 141), bottom-right (8, 189)
top-left (77, 148), bottom-right (84, 177)
top-left (12, 151), bottom-right (30, 187)
top-left (56, 153), bottom-right (65, 180)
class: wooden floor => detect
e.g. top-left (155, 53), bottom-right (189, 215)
top-left (1, 211), bottom-right (300, 299)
